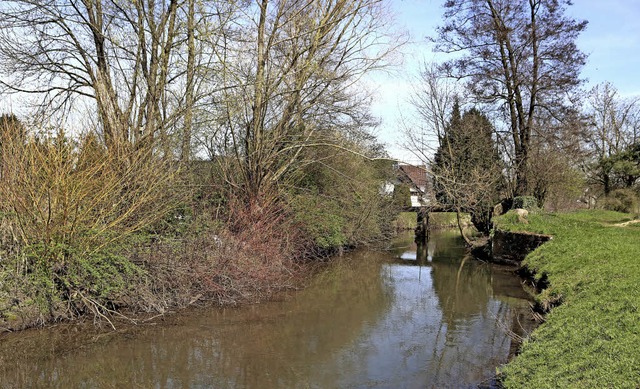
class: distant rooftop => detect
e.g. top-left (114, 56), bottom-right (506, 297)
top-left (397, 164), bottom-right (427, 190)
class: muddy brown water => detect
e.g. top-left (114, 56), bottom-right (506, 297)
top-left (0, 230), bottom-right (536, 388)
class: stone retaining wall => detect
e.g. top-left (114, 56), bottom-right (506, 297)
top-left (491, 229), bottom-right (552, 265)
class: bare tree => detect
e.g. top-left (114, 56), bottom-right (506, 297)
top-left (523, 107), bottom-right (589, 208)
top-left (585, 82), bottom-right (640, 196)
top-left (404, 64), bottom-right (503, 241)
top-left (401, 61), bottom-right (460, 164)
top-left (0, 0), bottom-right (212, 157)
top-left (433, 0), bottom-right (587, 196)
top-left (204, 0), bottom-right (402, 204)
top-left (180, 0), bottom-right (196, 162)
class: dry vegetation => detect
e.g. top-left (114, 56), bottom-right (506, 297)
top-left (0, 116), bottom-right (395, 331)
top-left (0, 0), bottom-right (404, 330)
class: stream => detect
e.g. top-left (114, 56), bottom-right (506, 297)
top-left (0, 230), bottom-right (536, 388)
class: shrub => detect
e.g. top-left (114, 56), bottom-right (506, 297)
top-left (0, 129), bottom-right (180, 322)
top-left (600, 189), bottom-right (639, 214)
top-left (513, 196), bottom-right (540, 211)
top-left (289, 146), bottom-right (396, 252)
top-left (290, 194), bottom-right (348, 251)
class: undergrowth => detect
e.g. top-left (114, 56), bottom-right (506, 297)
top-left (0, 126), bottom-right (395, 331)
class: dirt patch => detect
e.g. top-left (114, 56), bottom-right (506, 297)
top-left (611, 219), bottom-right (640, 227)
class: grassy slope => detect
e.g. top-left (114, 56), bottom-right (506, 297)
top-left (393, 211), bottom-right (471, 231)
top-left (394, 212), bottom-right (418, 230)
top-left (497, 210), bottom-right (640, 388)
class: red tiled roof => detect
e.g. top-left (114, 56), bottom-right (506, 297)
top-left (398, 164), bottom-right (428, 190)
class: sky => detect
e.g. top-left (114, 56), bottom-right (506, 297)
top-left (372, 0), bottom-right (640, 163)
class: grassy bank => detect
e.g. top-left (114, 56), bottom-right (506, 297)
top-left (496, 210), bottom-right (640, 387)
top-left (393, 211), bottom-right (471, 230)
top-left (393, 212), bottom-right (417, 230)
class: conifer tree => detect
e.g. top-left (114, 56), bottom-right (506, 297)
top-left (432, 102), bottom-right (503, 234)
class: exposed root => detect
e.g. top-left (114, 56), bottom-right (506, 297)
top-left (529, 302), bottom-right (546, 323)
top-left (78, 291), bottom-right (139, 331)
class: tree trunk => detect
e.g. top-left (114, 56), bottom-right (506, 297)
top-left (456, 209), bottom-right (472, 246)
top-left (182, 0), bottom-right (196, 162)
top-left (515, 146), bottom-right (529, 196)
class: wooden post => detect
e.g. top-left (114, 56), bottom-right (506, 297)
top-left (415, 207), bottom-right (430, 243)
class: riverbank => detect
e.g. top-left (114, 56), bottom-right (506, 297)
top-left (495, 210), bottom-right (640, 387)
top-left (0, 230), bottom-right (535, 388)
top-left (393, 211), bottom-right (472, 231)
top-left (0, 228), bottom-right (316, 332)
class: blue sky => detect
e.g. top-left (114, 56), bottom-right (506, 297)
top-left (374, 0), bottom-right (640, 162)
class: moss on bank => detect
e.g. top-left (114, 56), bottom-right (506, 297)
top-left (496, 210), bottom-right (640, 387)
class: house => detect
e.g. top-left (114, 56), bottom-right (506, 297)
top-left (397, 164), bottom-right (430, 208)
top-left (381, 163), bottom-right (432, 208)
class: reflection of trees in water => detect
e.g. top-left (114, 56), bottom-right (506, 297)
top-left (0, 233), bottom-right (537, 388)
top-left (0, 250), bottom-right (393, 388)
top-left (424, 231), bottom-right (536, 385)
top-left (306, 230), bottom-right (537, 387)
top-left (425, 298), bottom-right (534, 386)
top-left (392, 229), bottom-right (466, 263)
top-left (205, 250), bottom-right (394, 388)
top-left (404, 228), bottom-right (494, 329)
top-left (431, 254), bottom-right (492, 326)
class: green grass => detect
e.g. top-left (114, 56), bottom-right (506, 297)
top-left (429, 211), bottom-right (471, 227)
top-left (393, 211), bottom-right (471, 231)
top-left (394, 212), bottom-right (417, 230)
top-left (496, 210), bottom-right (640, 388)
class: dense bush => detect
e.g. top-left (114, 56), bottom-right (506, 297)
top-left (0, 129), bottom-right (180, 324)
top-left (290, 143), bottom-right (396, 253)
top-left (291, 194), bottom-right (348, 250)
top-left (512, 195), bottom-right (540, 211)
top-left (0, 119), bottom-right (398, 329)
top-left (600, 188), bottom-right (639, 214)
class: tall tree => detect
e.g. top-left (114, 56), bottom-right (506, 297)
top-left (434, 0), bottom-right (587, 196)
top-left (526, 108), bottom-right (588, 208)
top-left (0, 114), bottom-right (26, 181)
top-left (181, 0), bottom-right (196, 162)
top-left (0, 0), bottom-right (215, 157)
top-left (432, 98), bottom-right (462, 208)
top-left (402, 61), bottom-right (460, 163)
top-left (432, 101), bottom-right (503, 236)
top-left (208, 0), bottom-right (400, 205)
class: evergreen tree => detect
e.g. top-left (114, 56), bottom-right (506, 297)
top-left (432, 99), bottom-right (462, 207)
top-left (432, 103), bottom-right (503, 234)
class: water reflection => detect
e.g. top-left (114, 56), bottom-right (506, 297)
top-left (0, 230), bottom-right (535, 388)
top-left (383, 230), bottom-right (535, 387)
